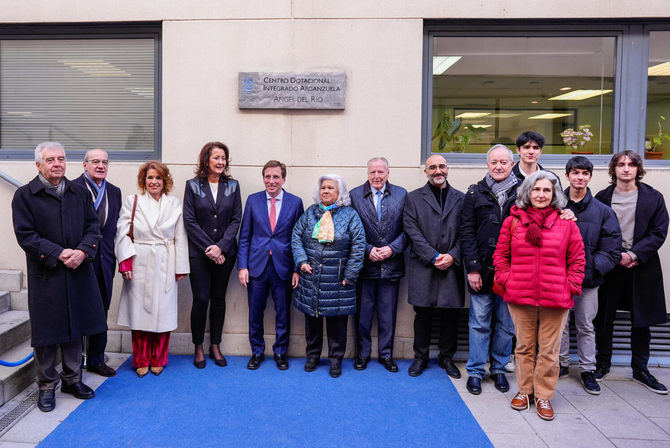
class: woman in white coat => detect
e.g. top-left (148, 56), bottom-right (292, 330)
top-left (115, 161), bottom-right (190, 377)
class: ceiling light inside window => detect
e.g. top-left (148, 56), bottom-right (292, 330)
top-left (559, 87), bottom-right (572, 91)
top-left (548, 90), bottom-right (612, 101)
top-left (432, 56), bottom-right (462, 75)
top-left (648, 62), bottom-right (670, 76)
top-left (455, 112), bottom-right (491, 119)
top-left (59, 59), bottom-right (131, 77)
top-left (528, 113), bottom-right (573, 120)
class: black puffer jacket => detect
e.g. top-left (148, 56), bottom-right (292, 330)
top-left (565, 188), bottom-right (622, 288)
top-left (460, 178), bottom-right (518, 294)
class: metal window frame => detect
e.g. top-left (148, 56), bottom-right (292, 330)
top-left (0, 22), bottom-right (162, 162)
top-left (422, 19), bottom-right (670, 167)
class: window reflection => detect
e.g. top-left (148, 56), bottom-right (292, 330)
top-left (646, 31), bottom-right (670, 160)
top-left (432, 36), bottom-right (615, 154)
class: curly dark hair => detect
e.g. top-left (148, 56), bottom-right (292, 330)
top-left (608, 150), bottom-right (646, 184)
top-left (195, 141), bottom-right (231, 181)
top-left (137, 160), bottom-right (174, 195)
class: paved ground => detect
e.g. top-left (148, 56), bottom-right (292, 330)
top-left (0, 356), bottom-right (668, 447)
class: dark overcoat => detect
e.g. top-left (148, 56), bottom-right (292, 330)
top-left (595, 183), bottom-right (669, 326)
top-left (12, 176), bottom-right (108, 347)
top-left (403, 182), bottom-right (465, 308)
top-left (72, 174), bottom-right (122, 309)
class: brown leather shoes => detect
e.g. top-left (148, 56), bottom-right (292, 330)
top-left (136, 367), bottom-right (149, 377)
top-left (150, 366), bottom-right (164, 376)
top-left (510, 392), bottom-right (530, 411)
top-left (535, 398), bottom-right (554, 421)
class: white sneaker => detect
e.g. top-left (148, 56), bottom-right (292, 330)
top-left (505, 355), bottom-right (515, 373)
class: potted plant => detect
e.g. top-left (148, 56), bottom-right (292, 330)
top-left (646, 114), bottom-right (670, 160)
top-left (432, 109), bottom-right (484, 153)
top-left (560, 125), bottom-right (594, 154)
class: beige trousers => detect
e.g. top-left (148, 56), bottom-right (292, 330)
top-left (508, 303), bottom-right (570, 400)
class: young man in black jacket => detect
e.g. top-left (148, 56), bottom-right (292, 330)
top-left (559, 156), bottom-right (621, 395)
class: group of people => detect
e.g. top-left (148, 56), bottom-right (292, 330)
top-left (10, 132), bottom-right (669, 422)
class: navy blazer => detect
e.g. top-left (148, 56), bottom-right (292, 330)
top-left (72, 174), bottom-right (122, 308)
top-left (237, 190), bottom-right (304, 281)
top-left (183, 177), bottom-right (242, 259)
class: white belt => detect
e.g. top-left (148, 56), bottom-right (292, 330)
top-left (134, 239), bottom-right (175, 313)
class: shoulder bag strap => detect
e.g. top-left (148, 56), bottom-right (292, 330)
top-left (128, 194), bottom-right (138, 242)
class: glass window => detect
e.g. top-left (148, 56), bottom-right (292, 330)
top-left (646, 31), bottom-right (670, 160)
top-left (431, 36), bottom-right (615, 155)
top-left (0, 36), bottom-right (157, 157)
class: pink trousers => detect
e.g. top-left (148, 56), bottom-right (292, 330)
top-left (131, 330), bottom-right (171, 368)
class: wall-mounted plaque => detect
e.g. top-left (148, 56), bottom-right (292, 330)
top-left (238, 72), bottom-right (346, 110)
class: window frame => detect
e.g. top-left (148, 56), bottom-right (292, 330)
top-left (0, 22), bottom-right (161, 161)
top-left (422, 19), bottom-right (670, 167)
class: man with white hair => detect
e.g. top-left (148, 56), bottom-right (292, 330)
top-left (72, 149), bottom-right (122, 377)
top-left (12, 142), bottom-right (107, 412)
top-left (350, 157), bottom-right (407, 372)
top-left (460, 145), bottom-right (518, 395)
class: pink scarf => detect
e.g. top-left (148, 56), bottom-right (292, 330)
top-left (524, 206), bottom-right (556, 247)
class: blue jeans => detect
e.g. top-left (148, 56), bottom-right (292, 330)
top-left (466, 292), bottom-right (514, 378)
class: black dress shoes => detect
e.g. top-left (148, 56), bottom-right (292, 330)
top-left (37, 389), bottom-right (56, 412)
top-left (329, 360), bottom-right (342, 378)
top-left (193, 355), bottom-right (206, 369)
top-left (354, 356), bottom-right (370, 370)
top-left (490, 373), bottom-right (510, 393)
top-left (379, 357), bottom-right (399, 373)
top-left (247, 353), bottom-right (265, 370)
top-left (209, 347), bottom-right (227, 367)
top-left (439, 358), bottom-right (461, 379)
top-left (274, 354), bottom-right (289, 370)
top-left (466, 377), bottom-right (482, 395)
top-left (60, 381), bottom-right (95, 400)
top-left (408, 358), bottom-right (428, 377)
top-left (304, 357), bottom-right (319, 372)
top-left (87, 363), bottom-right (116, 377)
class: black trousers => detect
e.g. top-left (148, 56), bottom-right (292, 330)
top-left (86, 261), bottom-right (110, 366)
top-left (35, 339), bottom-right (82, 390)
top-left (595, 267), bottom-right (651, 371)
top-left (189, 255), bottom-right (235, 345)
top-left (413, 306), bottom-right (459, 360)
top-left (305, 315), bottom-right (348, 362)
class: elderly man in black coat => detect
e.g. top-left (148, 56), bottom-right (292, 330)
top-left (595, 150), bottom-right (669, 395)
top-left (12, 142), bottom-right (107, 412)
top-left (72, 149), bottom-right (122, 377)
top-left (403, 154), bottom-right (465, 378)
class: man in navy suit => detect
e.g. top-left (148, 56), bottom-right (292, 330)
top-left (238, 160), bottom-right (304, 370)
top-left (73, 149), bottom-right (122, 377)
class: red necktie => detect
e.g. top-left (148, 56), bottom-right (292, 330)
top-left (270, 197), bottom-right (277, 232)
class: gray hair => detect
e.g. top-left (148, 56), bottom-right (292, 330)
top-left (35, 142), bottom-right (65, 163)
top-left (84, 148), bottom-right (108, 162)
top-left (486, 144), bottom-right (514, 163)
top-left (516, 170), bottom-right (567, 210)
top-left (312, 174), bottom-right (351, 206)
top-left (367, 157), bottom-right (389, 171)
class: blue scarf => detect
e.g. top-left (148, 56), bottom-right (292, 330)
top-left (84, 172), bottom-right (107, 211)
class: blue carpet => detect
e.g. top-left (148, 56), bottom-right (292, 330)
top-left (39, 356), bottom-right (492, 448)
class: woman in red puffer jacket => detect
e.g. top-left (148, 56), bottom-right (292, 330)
top-left (493, 170), bottom-right (585, 422)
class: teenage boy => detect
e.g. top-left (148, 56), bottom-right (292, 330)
top-left (559, 156), bottom-right (621, 394)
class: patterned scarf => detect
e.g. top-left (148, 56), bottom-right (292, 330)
top-left (524, 206), bottom-right (556, 247)
top-left (312, 203), bottom-right (339, 243)
top-left (485, 172), bottom-right (518, 206)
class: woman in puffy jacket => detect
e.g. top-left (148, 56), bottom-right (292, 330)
top-left (493, 170), bottom-right (585, 421)
top-left (291, 174), bottom-right (366, 378)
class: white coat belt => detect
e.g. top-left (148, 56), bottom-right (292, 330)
top-left (133, 239), bottom-right (175, 313)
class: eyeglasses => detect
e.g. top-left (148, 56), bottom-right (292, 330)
top-left (86, 159), bottom-right (109, 166)
top-left (427, 163), bottom-right (447, 171)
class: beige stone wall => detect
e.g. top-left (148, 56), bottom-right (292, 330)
top-left (1, 2), bottom-right (670, 357)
